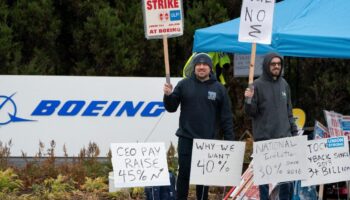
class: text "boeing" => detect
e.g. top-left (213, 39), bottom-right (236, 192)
top-left (31, 100), bottom-right (165, 117)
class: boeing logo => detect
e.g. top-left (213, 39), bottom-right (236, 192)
top-left (0, 93), bottom-right (35, 125)
top-left (0, 93), bottom-right (166, 126)
top-left (31, 100), bottom-right (165, 117)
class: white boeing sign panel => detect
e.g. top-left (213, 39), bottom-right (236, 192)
top-left (0, 75), bottom-right (180, 156)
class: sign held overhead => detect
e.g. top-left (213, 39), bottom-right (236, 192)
top-left (142, 0), bottom-right (184, 39)
top-left (239, 0), bottom-right (275, 44)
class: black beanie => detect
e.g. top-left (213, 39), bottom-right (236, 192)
top-left (192, 53), bottom-right (213, 69)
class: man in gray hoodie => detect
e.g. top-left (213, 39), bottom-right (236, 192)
top-left (244, 52), bottom-right (298, 200)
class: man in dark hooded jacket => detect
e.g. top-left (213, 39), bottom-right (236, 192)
top-left (244, 52), bottom-right (298, 200)
top-left (163, 53), bottom-right (234, 200)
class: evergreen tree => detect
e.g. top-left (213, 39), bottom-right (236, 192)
top-left (9, 0), bottom-right (61, 74)
top-left (0, 1), bottom-right (16, 74)
top-left (288, 58), bottom-right (350, 125)
top-left (173, 0), bottom-right (230, 76)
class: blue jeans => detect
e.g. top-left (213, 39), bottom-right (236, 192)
top-left (259, 182), bottom-right (294, 200)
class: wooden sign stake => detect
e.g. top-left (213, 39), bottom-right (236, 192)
top-left (248, 43), bottom-right (257, 85)
top-left (163, 35), bottom-right (171, 84)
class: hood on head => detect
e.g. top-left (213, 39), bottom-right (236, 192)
top-left (262, 52), bottom-right (283, 80)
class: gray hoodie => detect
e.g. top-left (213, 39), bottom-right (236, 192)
top-left (244, 53), bottom-right (298, 141)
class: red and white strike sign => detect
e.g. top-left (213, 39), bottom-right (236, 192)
top-left (143, 0), bottom-right (184, 39)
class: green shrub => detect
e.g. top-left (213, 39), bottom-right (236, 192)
top-left (81, 177), bottom-right (107, 193)
top-left (0, 168), bottom-right (23, 193)
top-left (31, 174), bottom-right (75, 200)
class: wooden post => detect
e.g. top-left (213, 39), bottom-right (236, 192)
top-left (163, 35), bottom-right (171, 84)
top-left (246, 43), bottom-right (257, 104)
top-left (248, 43), bottom-right (257, 84)
top-left (318, 184), bottom-right (324, 200)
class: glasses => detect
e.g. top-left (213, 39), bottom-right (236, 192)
top-left (270, 62), bottom-right (282, 66)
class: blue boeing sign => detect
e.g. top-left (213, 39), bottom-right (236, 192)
top-left (31, 100), bottom-right (165, 117)
top-left (0, 93), bottom-right (165, 126)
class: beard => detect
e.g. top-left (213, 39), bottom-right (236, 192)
top-left (271, 68), bottom-right (280, 76)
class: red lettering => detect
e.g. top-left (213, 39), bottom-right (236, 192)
top-left (167, 0), bottom-right (173, 8)
top-left (159, 27), bottom-right (180, 33)
top-left (173, 0), bottom-right (179, 8)
top-left (147, 0), bottom-right (158, 10)
top-left (146, 0), bottom-right (180, 10)
top-left (331, 118), bottom-right (338, 127)
top-left (158, 0), bottom-right (164, 9)
top-left (146, 1), bottom-right (152, 10)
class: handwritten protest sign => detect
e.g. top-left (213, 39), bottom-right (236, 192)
top-left (110, 143), bottom-right (170, 188)
top-left (190, 139), bottom-right (245, 186)
top-left (238, 0), bottom-right (275, 85)
top-left (302, 136), bottom-right (350, 186)
top-left (253, 136), bottom-right (308, 185)
top-left (238, 0), bottom-right (275, 44)
top-left (142, 0), bottom-right (183, 39)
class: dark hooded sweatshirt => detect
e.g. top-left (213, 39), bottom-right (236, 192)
top-left (244, 53), bottom-right (298, 141)
top-left (163, 71), bottom-right (234, 141)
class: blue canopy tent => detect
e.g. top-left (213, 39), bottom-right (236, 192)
top-left (193, 0), bottom-right (350, 58)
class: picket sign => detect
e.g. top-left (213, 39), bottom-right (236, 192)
top-left (302, 136), bottom-right (350, 187)
top-left (224, 108), bottom-right (306, 200)
top-left (189, 139), bottom-right (246, 187)
top-left (142, 0), bottom-right (184, 83)
top-left (238, 0), bottom-right (275, 87)
top-left (110, 142), bottom-right (170, 188)
top-left (253, 136), bottom-right (308, 185)
top-left (321, 110), bottom-right (350, 200)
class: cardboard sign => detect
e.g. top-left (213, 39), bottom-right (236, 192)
top-left (253, 136), bottom-right (308, 185)
top-left (302, 136), bottom-right (350, 186)
top-left (233, 54), bottom-right (284, 77)
top-left (238, 0), bottom-right (275, 44)
top-left (111, 142), bottom-right (170, 188)
top-left (190, 139), bottom-right (246, 186)
top-left (234, 54), bottom-right (264, 77)
top-left (142, 0), bottom-right (184, 39)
